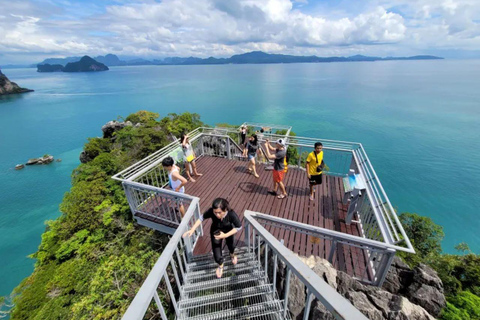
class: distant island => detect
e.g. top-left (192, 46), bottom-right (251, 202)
top-left (0, 69), bottom-right (33, 95)
top-left (37, 56), bottom-right (109, 73)
top-left (34, 51), bottom-right (443, 68)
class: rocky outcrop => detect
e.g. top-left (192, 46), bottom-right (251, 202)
top-left (382, 257), bottom-right (446, 317)
top-left (281, 255), bottom-right (444, 320)
top-left (63, 56), bottom-right (109, 72)
top-left (101, 120), bottom-right (133, 139)
top-left (0, 69), bottom-right (33, 95)
top-left (37, 64), bottom-right (64, 72)
top-left (25, 155), bottom-right (54, 165)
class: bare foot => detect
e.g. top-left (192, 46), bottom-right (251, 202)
top-left (195, 173), bottom-right (203, 177)
top-left (190, 178), bottom-right (196, 182)
top-left (254, 174), bottom-right (259, 178)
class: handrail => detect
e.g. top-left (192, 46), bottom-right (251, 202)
top-left (122, 193), bottom-right (201, 320)
top-left (249, 212), bottom-right (413, 253)
top-left (244, 210), bottom-right (368, 320)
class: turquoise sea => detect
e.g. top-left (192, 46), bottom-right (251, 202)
top-left (1, 61), bottom-right (479, 297)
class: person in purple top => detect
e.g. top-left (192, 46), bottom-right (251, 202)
top-left (183, 198), bottom-right (242, 278)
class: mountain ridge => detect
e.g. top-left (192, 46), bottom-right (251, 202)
top-left (35, 51), bottom-right (443, 67)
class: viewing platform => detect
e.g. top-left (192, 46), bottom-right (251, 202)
top-left (114, 123), bottom-right (415, 320)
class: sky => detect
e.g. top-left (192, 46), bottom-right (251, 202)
top-left (1, 0), bottom-right (480, 64)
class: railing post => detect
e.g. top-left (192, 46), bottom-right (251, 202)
top-left (303, 291), bottom-right (314, 320)
top-left (153, 291), bottom-right (168, 320)
top-left (283, 268), bottom-right (292, 318)
top-left (226, 137), bottom-right (231, 159)
top-left (245, 222), bottom-right (250, 252)
top-left (164, 274), bottom-right (180, 318)
top-left (185, 234), bottom-right (193, 263)
top-left (272, 253), bottom-right (278, 299)
top-left (375, 248), bottom-right (396, 286)
top-left (122, 182), bottom-right (137, 216)
top-left (328, 240), bottom-right (337, 263)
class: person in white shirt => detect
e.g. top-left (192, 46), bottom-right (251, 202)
top-left (162, 156), bottom-right (187, 216)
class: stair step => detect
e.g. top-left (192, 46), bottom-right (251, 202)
top-left (182, 271), bottom-right (266, 299)
top-left (187, 252), bottom-right (255, 271)
top-left (186, 259), bottom-right (259, 280)
top-left (184, 299), bottom-right (285, 320)
top-left (178, 283), bottom-right (273, 310)
top-left (186, 264), bottom-right (260, 284)
top-left (189, 247), bottom-right (250, 263)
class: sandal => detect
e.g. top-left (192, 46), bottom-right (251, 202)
top-left (216, 265), bottom-right (224, 278)
top-left (309, 195), bottom-right (314, 201)
top-left (230, 254), bottom-right (238, 265)
top-left (277, 194), bottom-right (287, 199)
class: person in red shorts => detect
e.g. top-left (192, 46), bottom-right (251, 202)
top-left (265, 138), bottom-right (288, 199)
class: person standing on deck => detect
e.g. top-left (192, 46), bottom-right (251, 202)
top-left (240, 125), bottom-right (247, 147)
top-left (162, 156), bottom-right (187, 217)
top-left (306, 142), bottom-right (324, 201)
top-left (183, 198), bottom-right (242, 278)
top-left (181, 133), bottom-right (202, 182)
top-left (265, 139), bottom-right (288, 199)
top-left (243, 134), bottom-right (261, 178)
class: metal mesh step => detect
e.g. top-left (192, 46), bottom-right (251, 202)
top-left (189, 247), bottom-right (250, 263)
top-left (182, 271), bottom-right (266, 299)
top-left (178, 283), bottom-right (273, 310)
top-left (186, 259), bottom-right (259, 280)
top-left (186, 263), bottom-right (260, 284)
top-left (187, 252), bottom-right (255, 271)
top-left (184, 299), bottom-right (285, 320)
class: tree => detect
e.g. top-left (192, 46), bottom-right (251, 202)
top-left (398, 212), bottom-right (444, 266)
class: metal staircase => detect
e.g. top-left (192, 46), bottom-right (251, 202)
top-left (178, 247), bottom-right (290, 320)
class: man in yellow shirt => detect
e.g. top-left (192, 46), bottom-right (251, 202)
top-left (306, 142), bottom-right (323, 201)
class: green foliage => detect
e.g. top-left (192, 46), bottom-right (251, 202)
top-left (455, 242), bottom-right (471, 254)
top-left (432, 253), bottom-right (480, 296)
top-left (447, 291), bottom-right (480, 319)
top-left (11, 111), bottom-right (199, 319)
top-left (82, 137), bottom-right (111, 162)
top-left (440, 302), bottom-right (471, 320)
top-left (55, 230), bottom-right (90, 261)
top-left (158, 112), bottom-right (203, 137)
top-left (125, 110), bottom-right (159, 124)
top-left (397, 212), bottom-right (444, 266)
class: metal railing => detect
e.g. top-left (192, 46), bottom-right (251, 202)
top-left (244, 210), bottom-right (368, 320)
top-left (248, 212), bottom-right (404, 286)
top-left (114, 124), bottom-right (413, 250)
top-left (122, 191), bottom-right (203, 320)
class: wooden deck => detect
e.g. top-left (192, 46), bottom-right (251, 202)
top-left (176, 156), bottom-right (370, 280)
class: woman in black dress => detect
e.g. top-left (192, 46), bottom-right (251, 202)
top-left (183, 198), bottom-right (242, 278)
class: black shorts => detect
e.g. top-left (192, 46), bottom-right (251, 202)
top-left (309, 174), bottom-right (323, 185)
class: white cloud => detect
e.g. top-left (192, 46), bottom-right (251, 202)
top-left (0, 0), bottom-right (479, 64)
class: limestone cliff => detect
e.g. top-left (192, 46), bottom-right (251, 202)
top-left (0, 69), bottom-right (33, 95)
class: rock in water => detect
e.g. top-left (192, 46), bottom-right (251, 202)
top-left (15, 164), bottom-right (25, 170)
top-left (26, 155), bottom-right (54, 165)
top-left (37, 64), bottom-right (64, 72)
top-left (0, 69), bottom-right (33, 95)
top-left (63, 56), bottom-right (109, 72)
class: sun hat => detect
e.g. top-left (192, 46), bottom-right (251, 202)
top-left (276, 138), bottom-right (286, 147)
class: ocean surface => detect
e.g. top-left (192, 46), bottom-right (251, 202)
top-left (0, 61), bottom-right (479, 297)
